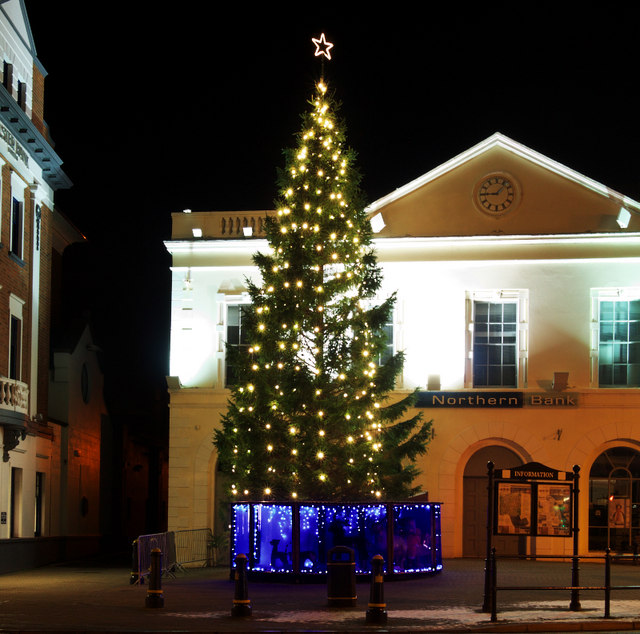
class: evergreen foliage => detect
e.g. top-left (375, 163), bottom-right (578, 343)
top-left (214, 80), bottom-right (433, 501)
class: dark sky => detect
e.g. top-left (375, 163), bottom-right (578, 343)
top-left (21, 3), bottom-right (640, 419)
top-left (26, 4), bottom-right (640, 214)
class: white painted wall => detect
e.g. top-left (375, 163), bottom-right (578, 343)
top-left (165, 135), bottom-right (640, 557)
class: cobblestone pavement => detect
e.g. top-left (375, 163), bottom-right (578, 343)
top-left (2, 557), bottom-right (640, 632)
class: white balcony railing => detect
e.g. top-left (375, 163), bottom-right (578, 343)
top-left (219, 213), bottom-right (269, 238)
top-left (0, 377), bottom-right (28, 414)
top-left (171, 210), bottom-right (275, 241)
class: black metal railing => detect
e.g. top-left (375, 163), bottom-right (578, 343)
top-left (488, 548), bottom-right (640, 622)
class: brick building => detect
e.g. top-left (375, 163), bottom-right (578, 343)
top-left (0, 0), bottom-right (108, 571)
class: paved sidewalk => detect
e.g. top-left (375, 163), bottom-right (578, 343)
top-left (2, 557), bottom-right (640, 632)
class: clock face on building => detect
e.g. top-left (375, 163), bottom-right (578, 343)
top-left (474, 173), bottom-right (520, 216)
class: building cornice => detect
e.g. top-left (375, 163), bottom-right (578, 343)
top-left (372, 233), bottom-right (640, 262)
top-left (166, 232), bottom-right (640, 266)
top-left (0, 86), bottom-right (71, 190)
top-left (164, 238), bottom-right (269, 254)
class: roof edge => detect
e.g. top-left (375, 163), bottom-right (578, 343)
top-left (365, 132), bottom-right (640, 216)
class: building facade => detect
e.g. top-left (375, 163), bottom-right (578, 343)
top-left (166, 133), bottom-right (640, 558)
top-left (48, 320), bottom-right (109, 544)
top-left (0, 1), bottom-right (107, 571)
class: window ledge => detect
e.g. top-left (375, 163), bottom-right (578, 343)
top-left (8, 252), bottom-right (25, 267)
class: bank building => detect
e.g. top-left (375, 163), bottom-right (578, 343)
top-left (166, 132), bottom-right (640, 558)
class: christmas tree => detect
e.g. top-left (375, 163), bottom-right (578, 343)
top-left (214, 74), bottom-right (432, 502)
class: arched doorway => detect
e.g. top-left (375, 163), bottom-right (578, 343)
top-left (463, 445), bottom-right (523, 557)
top-left (589, 446), bottom-right (640, 552)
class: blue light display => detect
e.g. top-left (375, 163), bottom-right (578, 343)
top-left (230, 501), bottom-right (442, 578)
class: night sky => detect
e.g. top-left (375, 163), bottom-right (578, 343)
top-left (21, 3), bottom-right (640, 428)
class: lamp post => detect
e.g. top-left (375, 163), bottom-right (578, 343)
top-left (482, 460), bottom-right (495, 613)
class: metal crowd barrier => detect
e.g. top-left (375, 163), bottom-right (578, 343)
top-left (488, 548), bottom-right (640, 622)
top-left (133, 528), bottom-right (213, 583)
top-left (134, 532), bottom-right (176, 583)
top-left (174, 528), bottom-right (214, 568)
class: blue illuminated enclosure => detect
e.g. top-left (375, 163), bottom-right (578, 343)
top-left (231, 502), bottom-right (442, 579)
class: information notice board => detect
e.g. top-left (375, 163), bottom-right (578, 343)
top-left (494, 462), bottom-right (573, 537)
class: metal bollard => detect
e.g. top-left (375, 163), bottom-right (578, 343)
top-left (231, 553), bottom-right (252, 617)
top-left (130, 539), bottom-right (139, 585)
top-left (365, 555), bottom-right (387, 624)
top-left (145, 548), bottom-right (164, 608)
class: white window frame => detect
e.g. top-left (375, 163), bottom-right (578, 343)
top-left (2, 61), bottom-right (13, 94)
top-left (10, 197), bottom-right (23, 259)
top-left (378, 306), bottom-right (396, 367)
top-left (375, 296), bottom-right (401, 384)
top-left (465, 289), bottom-right (529, 388)
top-left (9, 293), bottom-right (24, 381)
top-left (220, 295), bottom-right (251, 388)
top-left (360, 294), bottom-right (398, 361)
top-left (16, 79), bottom-right (26, 110)
top-left (10, 173), bottom-right (25, 260)
top-left (590, 287), bottom-right (640, 388)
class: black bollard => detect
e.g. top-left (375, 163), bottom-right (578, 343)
top-left (145, 548), bottom-right (164, 608)
top-left (130, 539), bottom-right (139, 585)
top-left (604, 548), bottom-right (611, 618)
top-left (231, 553), bottom-right (252, 617)
top-left (365, 555), bottom-right (387, 625)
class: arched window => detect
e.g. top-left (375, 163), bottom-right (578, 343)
top-left (589, 447), bottom-right (640, 552)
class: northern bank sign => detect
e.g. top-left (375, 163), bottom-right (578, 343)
top-left (416, 391), bottom-right (578, 408)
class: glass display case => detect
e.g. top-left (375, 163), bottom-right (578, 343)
top-left (231, 501), bottom-right (442, 579)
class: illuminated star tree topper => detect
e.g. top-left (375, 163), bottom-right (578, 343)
top-left (312, 32), bottom-right (333, 60)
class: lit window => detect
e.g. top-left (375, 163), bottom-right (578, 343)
top-left (472, 302), bottom-right (517, 387)
top-left (588, 447), bottom-right (640, 551)
top-left (363, 297), bottom-right (397, 371)
top-left (598, 298), bottom-right (639, 387)
top-left (467, 290), bottom-right (528, 388)
top-left (225, 304), bottom-right (250, 387)
top-left (379, 313), bottom-right (395, 366)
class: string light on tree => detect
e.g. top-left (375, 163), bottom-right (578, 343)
top-left (214, 36), bottom-right (432, 502)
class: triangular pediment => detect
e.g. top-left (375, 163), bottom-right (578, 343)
top-left (366, 133), bottom-right (640, 238)
top-left (0, 0), bottom-right (37, 58)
